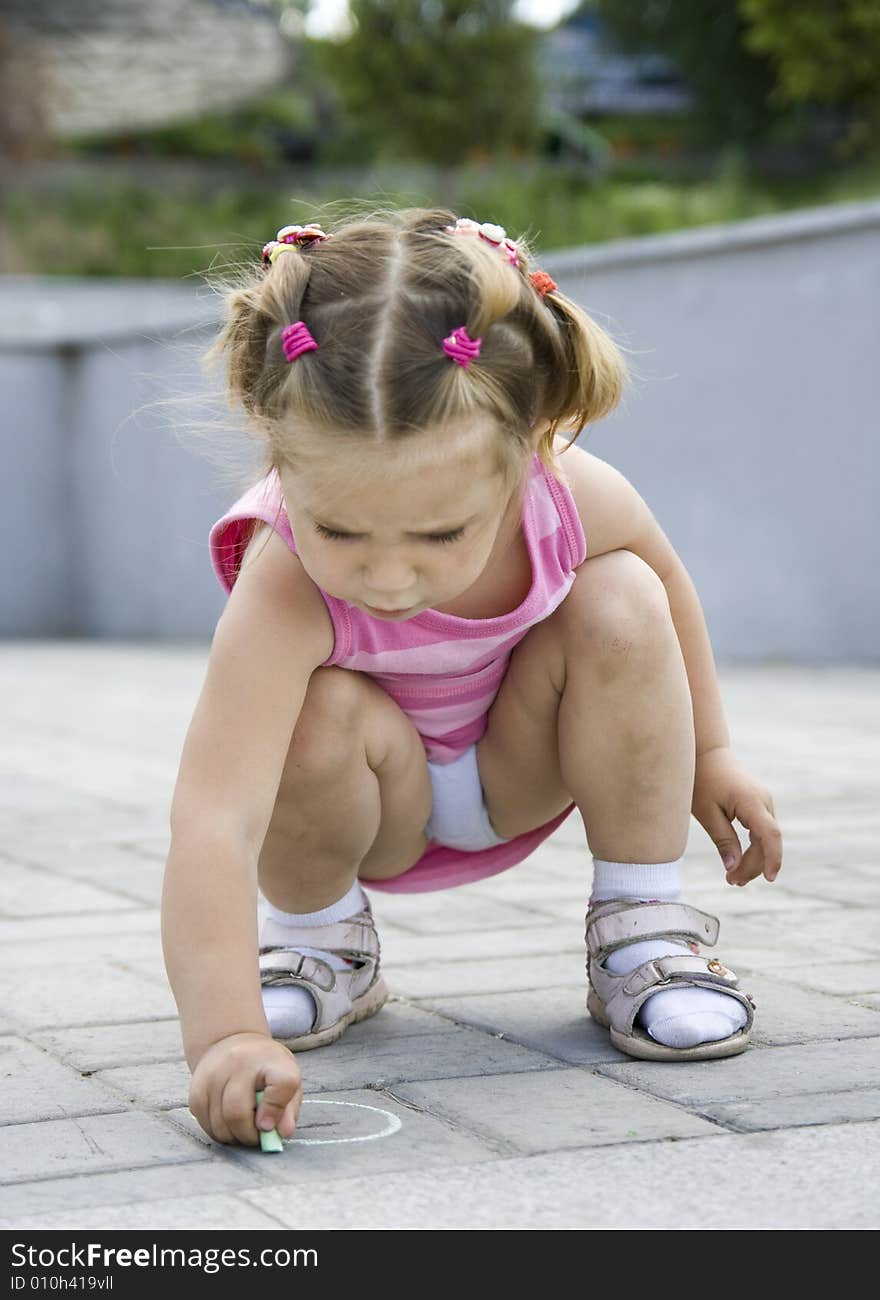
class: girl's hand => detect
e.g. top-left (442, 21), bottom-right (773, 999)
top-left (189, 1032), bottom-right (302, 1147)
top-left (691, 746), bottom-right (783, 886)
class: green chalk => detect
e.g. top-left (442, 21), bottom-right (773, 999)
top-left (254, 1090), bottom-right (284, 1153)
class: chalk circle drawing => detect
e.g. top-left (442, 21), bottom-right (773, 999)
top-left (288, 1099), bottom-right (402, 1146)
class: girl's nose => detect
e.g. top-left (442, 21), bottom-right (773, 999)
top-left (364, 561), bottom-right (417, 593)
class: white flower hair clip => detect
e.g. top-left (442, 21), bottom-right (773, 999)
top-left (444, 217), bottom-right (520, 267)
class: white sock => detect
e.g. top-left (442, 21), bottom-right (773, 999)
top-left (260, 880), bottom-right (365, 1039)
top-left (590, 858), bottom-right (748, 1049)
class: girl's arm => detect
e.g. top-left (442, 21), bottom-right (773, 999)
top-left (649, 557), bottom-right (729, 758)
top-left (162, 528), bottom-right (334, 1069)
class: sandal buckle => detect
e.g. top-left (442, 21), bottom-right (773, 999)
top-left (622, 959), bottom-right (670, 996)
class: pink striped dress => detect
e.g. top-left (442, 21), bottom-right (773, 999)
top-left (209, 451), bottom-right (587, 893)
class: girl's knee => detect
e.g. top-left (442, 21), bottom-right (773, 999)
top-left (288, 667), bottom-right (372, 772)
top-left (302, 665), bottom-right (370, 719)
top-left (293, 666), bottom-right (417, 776)
top-left (562, 550), bottom-right (672, 655)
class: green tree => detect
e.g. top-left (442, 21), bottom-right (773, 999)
top-left (311, 1), bottom-right (543, 168)
top-left (738, 0), bottom-right (880, 154)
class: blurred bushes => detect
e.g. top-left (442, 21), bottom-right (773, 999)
top-left (6, 147), bottom-right (880, 278)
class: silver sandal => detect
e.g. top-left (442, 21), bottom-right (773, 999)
top-left (259, 896), bottom-right (388, 1051)
top-left (585, 898), bottom-right (756, 1062)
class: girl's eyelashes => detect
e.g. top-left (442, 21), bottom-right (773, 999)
top-left (313, 524), bottom-right (465, 545)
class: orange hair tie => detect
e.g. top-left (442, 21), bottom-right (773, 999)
top-left (530, 270), bottom-right (558, 297)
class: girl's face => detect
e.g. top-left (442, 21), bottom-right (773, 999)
top-left (279, 429), bottom-right (526, 620)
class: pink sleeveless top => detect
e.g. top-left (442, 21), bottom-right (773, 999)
top-left (209, 452), bottom-right (587, 893)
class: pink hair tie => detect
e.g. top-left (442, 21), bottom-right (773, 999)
top-left (442, 325), bottom-right (482, 369)
top-left (281, 321), bottom-right (318, 363)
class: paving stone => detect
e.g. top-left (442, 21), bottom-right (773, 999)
top-left (0, 1036), bottom-right (127, 1125)
top-left (7, 1193), bottom-right (286, 1231)
top-left (0, 859), bottom-right (138, 918)
top-left (5, 838), bottom-right (166, 906)
top-left (467, 843), bottom-right (590, 888)
top-left (99, 1029), bottom-right (562, 1105)
top-left (0, 1111), bottom-right (208, 1184)
top-left (0, 960), bottom-right (177, 1028)
top-left (739, 973), bottom-right (880, 1044)
top-left (763, 960), bottom-right (880, 998)
top-left (679, 881), bottom-right (836, 917)
top-left (710, 915), bottom-right (877, 968)
top-left (293, 1025), bottom-right (563, 1092)
top-left (393, 1068), bottom-right (718, 1155)
top-left (380, 920), bottom-right (581, 966)
top-left (243, 1121), bottom-right (880, 1230)
top-left (0, 1158), bottom-right (257, 1221)
top-left (389, 952), bottom-right (587, 999)
top-left (339, 998), bottom-right (459, 1043)
top-left (702, 1089), bottom-right (880, 1132)
top-left (478, 888), bottom-right (593, 924)
top-left (0, 908), bottom-right (160, 947)
top-left (76, 1011), bottom-right (458, 1110)
top-left (0, 925), bottom-right (166, 972)
top-left (596, 1036), bottom-right (880, 1107)
top-left (0, 805), bottom-right (171, 855)
top-left (494, 867), bottom-right (829, 924)
top-left (96, 1060), bottom-right (191, 1110)
top-left (40, 858), bottom-right (166, 908)
top-left (768, 869), bottom-right (880, 907)
top-left (8, 837), bottom-right (166, 875)
top-left (106, 952), bottom-right (171, 988)
top-left (0, 783), bottom-right (110, 827)
top-left (771, 832), bottom-right (877, 861)
top-left (367, 888), bottom-right (551, 935)
top-left (745, 905), bottom-right (880, 956)
top-left (1, 647), bottom-right (877, 1229)
top-left (418, 986), bottom-right (623, 1065)
top-left (33, 1019), bottom-right (184, 1072)
top-left (166, 1087), bottom-right (502, 1178)
top-left (0, 730), bottom-right (177, 807)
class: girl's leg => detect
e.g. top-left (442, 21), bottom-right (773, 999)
top-left (258, 665), bottom-right (433, 912)
top-left (554, 550), bottom-right (694, 862)
top-left (258, 666), bottom-right (433, 1039)
top-left (476, 548), bottom-right (692, 852)
top-left (477, 549), bottom-right (746, 1049)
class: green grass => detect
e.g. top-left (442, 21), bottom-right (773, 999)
top-left (4, 150), bottom-right (879, 279)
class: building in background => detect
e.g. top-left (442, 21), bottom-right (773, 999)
top-left (541, 8), bottom-right (692, 118)
top-left (1, 0), bottom-right (290, 138)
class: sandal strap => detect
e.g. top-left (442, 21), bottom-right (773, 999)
top-left (259, 912), bottom-right (380, 964)
top-left (590, 953), bottom-right (754, 1036)
top-left (585, 900), bottom-right (719, 958)
top-left (258, 952), bottom-right (349, 1035)
top-left (259, 949), bottom-right (337, 991)
top-left (257, 907), bottom-right (382, 1035)
top-left (590, 952), bottom-right (740, 1003)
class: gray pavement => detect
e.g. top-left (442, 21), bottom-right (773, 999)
top-left (1, 642), bottom-right (878, 1230)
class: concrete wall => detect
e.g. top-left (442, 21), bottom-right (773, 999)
top-left (1, 199), bottom-right (878, 659)
top-left (542, 201), bottom-right (879, 662)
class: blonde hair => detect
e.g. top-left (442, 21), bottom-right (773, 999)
top-left (204, 204), bottom-right (628, 502)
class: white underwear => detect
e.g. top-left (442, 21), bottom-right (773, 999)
top-left (424, 743), bottom-right (514, 851)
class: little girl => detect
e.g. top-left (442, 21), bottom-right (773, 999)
top-left (161, 207), bottom-right (783, 1148)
